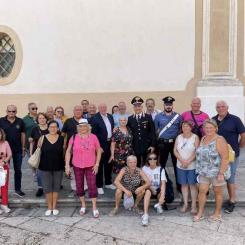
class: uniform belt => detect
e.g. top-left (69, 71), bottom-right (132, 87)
top-left (158, 138), bottom-right (174, 143)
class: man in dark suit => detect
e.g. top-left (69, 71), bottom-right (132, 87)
top-left (127, 96), bottom-right (156, 167)
top-left (90, 103), bottom-right (115, 194)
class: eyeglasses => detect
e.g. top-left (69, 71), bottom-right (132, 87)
top-left (8, 110), bottom-right (16, 113)
top-left (148, 157), bottom-right (157, 161)
top-left (31, 107), bottom-right (38, 110)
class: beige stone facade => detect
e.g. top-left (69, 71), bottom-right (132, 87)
top-left (0, 0), bottom-right (244, 118)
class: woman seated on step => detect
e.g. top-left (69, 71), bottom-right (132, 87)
top-left (141, 152), bottom-right (167, 226)
top-left (109, 155), bottom-right (150, 217)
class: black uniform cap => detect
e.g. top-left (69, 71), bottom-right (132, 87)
top-left (131, 96), bottom-right (144, 105)
top-left (162, 96), bottom-right (175, 104)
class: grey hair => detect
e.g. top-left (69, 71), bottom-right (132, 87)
top-left (216, 100), bottom-right (228, 108)
top-left (203, 119), bottom-right (218, 130)
top-left (126, 155), bottom-right (137, 164)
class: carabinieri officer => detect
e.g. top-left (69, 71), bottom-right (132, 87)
top-left (154, 96), bottom-right (182, 192)
top-left (127, 96), bottom-right (156, 167)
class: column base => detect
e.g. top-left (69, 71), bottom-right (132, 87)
top-left (197, 79), bottom-right (244, 121)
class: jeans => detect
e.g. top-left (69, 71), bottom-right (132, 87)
top-left (12, 152), bottom-right (23, 191)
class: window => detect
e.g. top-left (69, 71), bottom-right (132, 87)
top-left (0, 26), bottom-right (22, 85)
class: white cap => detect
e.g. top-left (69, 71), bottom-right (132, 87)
top-left (78, 118), bottom-right (88, 125)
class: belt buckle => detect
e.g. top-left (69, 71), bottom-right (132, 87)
top-left (169, 139), bottom-right (174, 143)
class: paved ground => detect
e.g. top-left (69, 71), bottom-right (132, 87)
top-left (0, 206), bottom-right (244, 244)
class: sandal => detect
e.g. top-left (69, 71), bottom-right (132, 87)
top-left (193, 215), bottom-right (205, 222)
top-left (79, 207), bottom-right (86, 216)
top-left (208, 215), bottom-right (222, 222)
top-left (93, 209), bottom-right (99, 218)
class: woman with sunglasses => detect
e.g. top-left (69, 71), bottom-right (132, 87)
top-left (142, 153), bottom-right (167, 226)
top-left (0, 128), bottom-right (12, 214)
top-left (54, 106), bottom-right (67, 131)
top-left (174, 121), bottom-right (199, 214)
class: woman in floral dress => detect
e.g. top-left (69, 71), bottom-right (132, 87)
top-left (109, 116), bottom-right (134, 174)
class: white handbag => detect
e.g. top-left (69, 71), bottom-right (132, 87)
top-left (0, 167), bottom-right (7, 187)
top-left (28, 136), bottom-right (44, 169)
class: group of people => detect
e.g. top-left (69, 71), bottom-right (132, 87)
top-left (0, 96), bottom-right (244, 226)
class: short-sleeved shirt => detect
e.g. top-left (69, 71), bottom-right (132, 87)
top-left (39, 135), bottom-right (65, 171)
top-left (213, 113), bottom-right (245, 157)
top-left (23, 114), bottom-right (37, 149)
top-left (154, 112), bottom-right (182, 139)
top-left (181, 111), bottom-right (209, 136)
top-left (0, 141), bottom-right (12, 164)
top-left (0, 116), bottom-right (25, 153)
top-left (142, 166), bottom-right (167, 192)
top-left (62, 117), bottom-right (80, 141)
top-left (68, 133), bottom-right (100, 168)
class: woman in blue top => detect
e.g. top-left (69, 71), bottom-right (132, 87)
top-left (194, 119), bottom-right (230, 222)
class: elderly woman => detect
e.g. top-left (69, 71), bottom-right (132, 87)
top-left (109, 116), bottom-right (134, 174)
top-left (65, 119), bottom-right (102, 218)
top-left (109, 155), bottom-right (150, 217)
top-left (38, 120), bottom-right (65, 216)
top-left (174, 121), bottom-right (199, 214)
top-left (142, 153), bottom-right (167, 226)
top-left (0, 128), bottom-right (12, 214)
top-left (29, 112), bottom-right (49, 197)
top-left (194, 119), bottom-right (230, 222)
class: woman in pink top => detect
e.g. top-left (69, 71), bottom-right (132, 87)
top-left (65, 119), bottom-right (102, 218)
top-left (0, 128), bottom-right (12, 214)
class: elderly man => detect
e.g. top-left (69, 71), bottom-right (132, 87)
top-left (181, 97), bottom-right (209, 138)
top-left (46, 106), bottom-right (54, 122)
top-left (145, 98), bottom-right (161, 121)
top-left (87, 104), bottom-right (97, 119)
top-left (90, 103), bottom-right (115, 194)
top-left (0, 105), bottom-right (26, 197)
top-left (23, 102), bottom-right (38, 151)
top-left (62, 105), bottom-right (84, 194)
top-left (113, 101), bottom-right (129, 128)
top-left (213, 100), bottom-right (245, 214)
top-left (127, 96), bottom-right (156, 167)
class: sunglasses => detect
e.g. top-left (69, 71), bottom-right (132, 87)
top-left (8, 110), bottom-right (16, 113)
top-left (31, 107), bottom-right (38, 110)
top-left (148, 157), bottom-right (157, 161)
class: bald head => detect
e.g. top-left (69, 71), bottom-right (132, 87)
top-left (191, 97), bottom-right (201, 113)
top-left (216, 100), bottom-right (229, 117)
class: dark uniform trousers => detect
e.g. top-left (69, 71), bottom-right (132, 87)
top-left (135, 152), bottom-right (148, 168)
top-left (96, 141), bottom-right (112, 188)
top-left (158, 139), bottom-right (181, 192)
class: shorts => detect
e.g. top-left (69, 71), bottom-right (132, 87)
top-left (40, 170), bottom-right (63, 193)
top-left (177, 168), bottom-right (197, 185)
top-left (227, 157), bottom-right (239, 184)
top-left (198, 175), bottom-right (226, 187)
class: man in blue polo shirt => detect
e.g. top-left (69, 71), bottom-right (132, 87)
top-left (213, 100), bottom-right (245, 213)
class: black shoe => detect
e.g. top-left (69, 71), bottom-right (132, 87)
top-left (36, 188), bottom-right (43, 197)
top-left (224, 201), bottom-right (235, 214)
top-left (14, 190), bottom-right (25, 197)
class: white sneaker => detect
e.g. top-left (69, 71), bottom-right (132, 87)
top-left (105, 184), bottom-right (116, 190)
top-left (52, 209), bottom-right (59, 216)
top-left (154, 203), bottom-right (163, 214)
top-left (1, 205), bottom-right (11, 213)
top-left (45, 209), bottom-right (52, 216)
top-left (141, 213), bottom-right (149, 226)
top-left (97, 188), bottom-right (104, 195)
